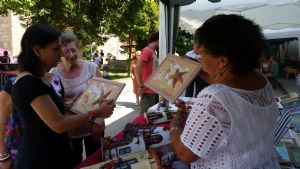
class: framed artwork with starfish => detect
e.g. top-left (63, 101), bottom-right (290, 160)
top-left (71, 77), bottom-right (126, 114)
top-left (145, 54), bottom-right (201, 102)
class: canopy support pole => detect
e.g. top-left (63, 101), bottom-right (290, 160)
top-left (159, 0), bottom-right (195, 63)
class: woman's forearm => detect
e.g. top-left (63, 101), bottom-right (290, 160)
top-left (0, 124), bottom-right (9, 153)
top-left (170, 119), bottom-right (199, 163)
top-left (0, 91), bottom-right (13, 153)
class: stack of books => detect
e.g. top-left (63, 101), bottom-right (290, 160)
top-left (82, 124), bottom-right (189, 169)
top-left (81, 150), bottom-right (158, 169)
top-left (275, 93), bottom-right (300, 168)
top-left (276, 92), bottom-right (300, 110)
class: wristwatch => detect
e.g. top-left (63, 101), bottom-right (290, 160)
top-left (88, 111), bottom-right (97, 122)
top-left (169, 126), bottom-right (178, 135)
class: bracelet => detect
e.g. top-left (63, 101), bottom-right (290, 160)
top-left (139, 85), bottom-right (144, 88)
top-left (0, 153), bottom-right (11, 162)
top-left (88, 111), bottom-right (97, 121)
top-left (65, 104), bottom-right (71, 112)
top-left (0, 152), bottom-right (10, 158)
top-left (169, 127), bottom-right (178, 135)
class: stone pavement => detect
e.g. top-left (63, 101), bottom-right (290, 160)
top-left (104, 78), bottom-right (140, 137)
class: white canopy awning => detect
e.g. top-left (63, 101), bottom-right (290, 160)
top-left (179, 0), bottom-right (300, 34)
top-left (159, 0), bottom-right (300, 61)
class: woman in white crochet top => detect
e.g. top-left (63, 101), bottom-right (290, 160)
top-left (169, 14), bottom-right (280, 169)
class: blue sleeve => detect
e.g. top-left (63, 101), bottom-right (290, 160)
top-left (3, 76), bottom-right (16, 95)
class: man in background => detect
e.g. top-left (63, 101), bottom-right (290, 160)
top-left (94, 51), bottom-right (104, 69)
top-left (135, 32), bottom-right (159, 114)
top-left (0, 51), bottom-right (11, 63)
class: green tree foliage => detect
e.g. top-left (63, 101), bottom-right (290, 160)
top-left (108, 0), bottom-right (159, 60)
top-left (0, 0), bottom-right (144, 46)
top-left (175, 27), bottom-right (194, 56)
top-left (1, 1), bottom-right (195, 73)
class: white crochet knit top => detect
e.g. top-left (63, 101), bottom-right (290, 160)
top-left (181, 83), bottom-right (280, 169)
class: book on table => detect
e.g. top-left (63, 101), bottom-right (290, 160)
top-left (276, 92), bottom-right (299, 103)
top-left (80, 150), bottom-right (159, 169)
top-left (95, 123), bottom-right (189, 169)
top-left (275, 143), bottom-right (292, 164)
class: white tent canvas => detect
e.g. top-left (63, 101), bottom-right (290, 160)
top-left (179, 0), bottom-right (300, 34)
top-left (159, 0), bottom-right (300, 61)
top-left (264, 27), bottom-right (300, 39)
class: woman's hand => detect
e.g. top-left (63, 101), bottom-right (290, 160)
top-left (93, 99), bottom-right (115, 118)
top-left (0, 158), bottom-right (14, 169)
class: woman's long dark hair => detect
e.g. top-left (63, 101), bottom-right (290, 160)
top-left (18, 24), bottom-right (61, 76)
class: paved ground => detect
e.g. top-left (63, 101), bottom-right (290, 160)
top-left (104, 78), bottom-right (140, 137)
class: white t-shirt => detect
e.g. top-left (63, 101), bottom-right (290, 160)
top-left (186, 50), bottom-right (199, 59)
top-left (181, 83), bottom-right (280, 169)
top-left (94, 56), bottom-right (101, 65)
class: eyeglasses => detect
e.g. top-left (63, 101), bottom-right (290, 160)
top-left (62, 48), bottom-right (78, 55)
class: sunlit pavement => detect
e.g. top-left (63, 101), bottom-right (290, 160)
top-left (104, 78), bottom-right (141, 137)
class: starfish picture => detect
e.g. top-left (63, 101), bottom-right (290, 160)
top-left (162, 64), bottom-right (171, 78)
top-left (92, 89), bottom-right (112, 105)
top-left (169, 68), bottom-right (188, 88)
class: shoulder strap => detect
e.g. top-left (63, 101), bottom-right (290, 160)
top-left (13, 71), bottom-right (32, 84)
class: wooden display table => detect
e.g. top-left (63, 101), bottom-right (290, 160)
top-left (283, 68), bottom-right (298, 79)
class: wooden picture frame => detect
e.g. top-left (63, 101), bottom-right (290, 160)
top-left (145, 54), bottom-right (201, 102)
top-left (71, 77), bottom-right (125, 114)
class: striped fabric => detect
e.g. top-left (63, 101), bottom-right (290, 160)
top-left (274, 109), bottom-right (294, 145)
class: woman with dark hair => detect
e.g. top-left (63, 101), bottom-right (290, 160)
top-left (0, 73), bottom-right (64, 169)
top-left (11, 24), bottom-right (115, 169)
top-left (169, 14), bottom-right (280, 169)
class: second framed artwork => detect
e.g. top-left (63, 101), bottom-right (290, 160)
top-left (71, 77), bottom-right (126, 114)
top-left (145, 54), bottom-right (201, 102)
